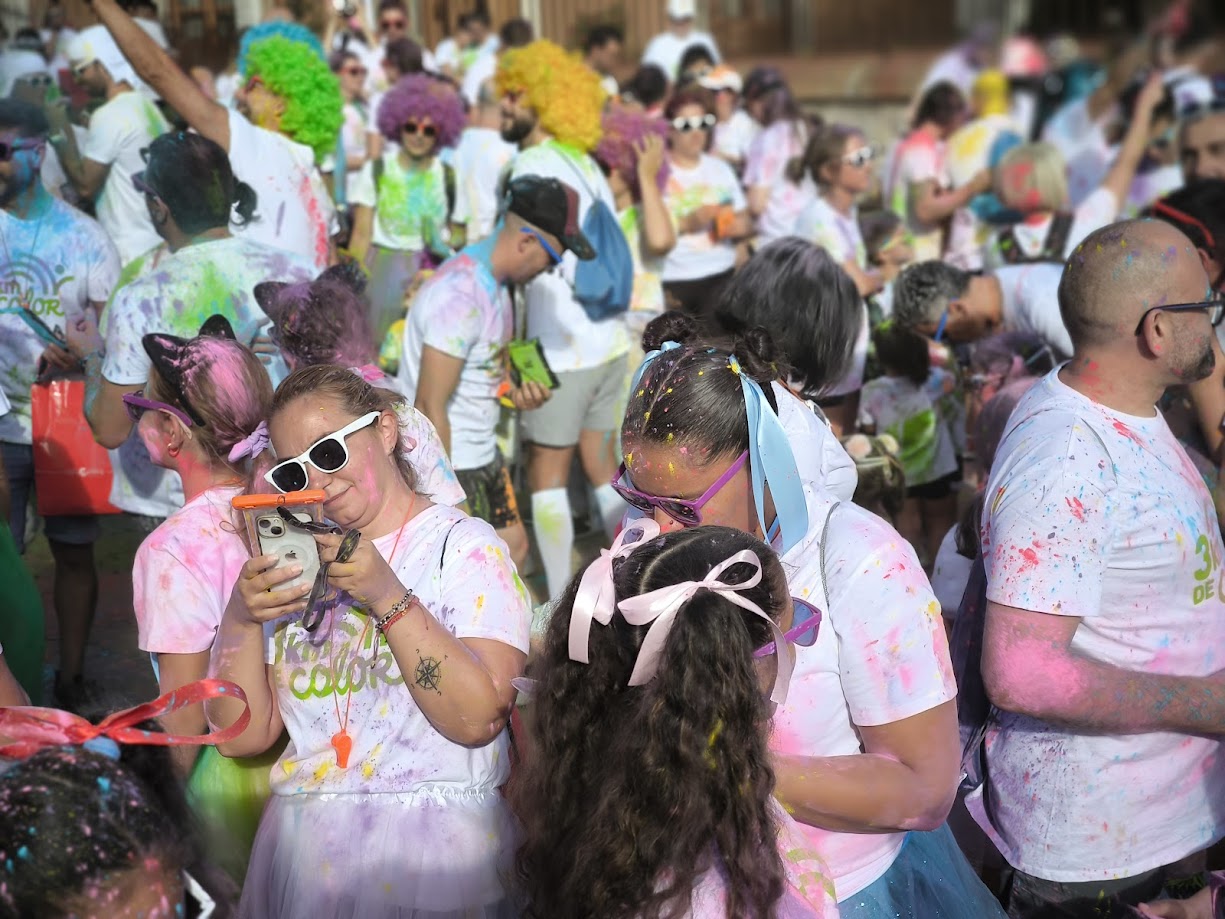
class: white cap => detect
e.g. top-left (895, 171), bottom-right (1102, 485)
top-left (67, 25), bottom-right (157, 98)
top-left (698, 65), bottom-right (741, 93)
top-left (1173, 75), bottom-right (1216, 116)
top-left (667, 0), bottom-right (696, 20)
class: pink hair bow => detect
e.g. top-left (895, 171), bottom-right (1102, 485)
top-left (616, 550), bottom-right (793, 704)
top-left (228, 421), bottom-right (269, 462)
top-left (0, 678), bottom-right (252, 759)
top-left (351, 364), bottom-right (385, 384)
top-left (568, 519), bottom-right (662, 664)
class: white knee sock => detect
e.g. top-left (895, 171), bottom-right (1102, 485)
top-left (592, 482), bottom-right (626, 539)
top-left (532, 488), bottom-right (574, 601)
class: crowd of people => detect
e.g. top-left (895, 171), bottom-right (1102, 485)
top-left (1, 0), bottom-right (1225, 915)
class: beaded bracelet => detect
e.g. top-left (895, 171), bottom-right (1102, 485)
top-left (376, 590), bottom-right (416, 633)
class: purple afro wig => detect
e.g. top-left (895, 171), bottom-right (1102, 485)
top-left (594, 108), bottom-right (670, 203)
top-left (375, 73), bottom-right (466, 148)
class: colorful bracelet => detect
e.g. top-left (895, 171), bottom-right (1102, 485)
top-left (376, 590), bottom-right (416, 632)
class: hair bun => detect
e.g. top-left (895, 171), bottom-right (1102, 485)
top-left (734, 325), bottom-right (786, 384)
top-left (642, 311), bottom-right (698, 352)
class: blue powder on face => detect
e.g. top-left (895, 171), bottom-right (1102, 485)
top-left (15, 847), bottom-right (29, 860)
top-left (97, 777), bottom-right (111, 794)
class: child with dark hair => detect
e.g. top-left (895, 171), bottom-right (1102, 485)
top-left (859, 322), bottom-right (959, 566)
top-left (0, 678), bottom-right (251, 918)
top-left (351, 72), bottom-right (467, 346)
top-left (514, 523), bottom-right (835, 918)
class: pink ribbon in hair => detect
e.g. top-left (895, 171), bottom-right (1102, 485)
top-left (228, 420), bottom-right (269, 462)
top-left (0, 678), bottom-right (252, 759)
top-left (352, 364), bottom-right (385, 384)
top-left (616, 550), bottom-right (793, 704)
top-left (568, 519), bottom-right (661, 664)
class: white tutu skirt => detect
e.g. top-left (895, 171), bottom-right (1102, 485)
top-left (238, 788), bottom-right (519, 918)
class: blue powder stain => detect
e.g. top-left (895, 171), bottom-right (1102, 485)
top-left (5, 859), bottom-right (12, 873)
top-left (97, 777), bottom-right (111, 794)
top-left (16, 847), bottom-right (29, 860)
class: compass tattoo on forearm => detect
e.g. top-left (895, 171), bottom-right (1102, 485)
top-left (414, 652), bottom-right (443, 693)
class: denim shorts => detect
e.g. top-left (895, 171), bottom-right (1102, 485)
top-left (1, 441), bottom-right (99, 549)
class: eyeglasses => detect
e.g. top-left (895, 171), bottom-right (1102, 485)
top-left (520, 226), bottom-right (563, 266)
top-left (932, 307), bottom-right (950, 343)
top-left (131, 170), bottom-right (160, 200)
top-left (401, 119), bottom-right (436, 137)
top-left (1134, 296), bottom-right (1225, 336)
top-left (671, 113), bottom-right (716, 132)
top-left (752, 597), bottom-right (822, 658)
top-left (264, 411), bottom-right (381, 493)
top-left (611, 450), bottom-right (748, 527)
top-left (122, 390), bottom-right (196, 429)
top-left (0, 138), bottom-right (42, 162)
top-left (379, 16), bottom-right (407, 30)
top-left (841, 145), bottom-right (876, 167)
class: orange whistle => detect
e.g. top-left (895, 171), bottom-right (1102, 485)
top-left (496, 380), bottom-right (515, 408)
top-left (331, 730), bottom-right (353, 768)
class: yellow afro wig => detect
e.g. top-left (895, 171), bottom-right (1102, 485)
top-left (496, 40), bottom-right (606, 153)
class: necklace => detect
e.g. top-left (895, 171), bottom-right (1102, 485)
top-left (0, 203), bottom-right (49, 312)
top-left (327, 489), bottom-right (417, 768)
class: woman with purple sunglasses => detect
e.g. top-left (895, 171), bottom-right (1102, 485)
top-left (614, 312), bottom-right (1005, 918)
top-left (514, 522), bottom-right (836, 918)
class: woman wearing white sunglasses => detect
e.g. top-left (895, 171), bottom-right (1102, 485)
top-left (207, 363), bottom-right (530, 919)
top-left (661, 85), bottom-right (753, 318)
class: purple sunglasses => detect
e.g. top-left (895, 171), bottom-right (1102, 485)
top-left (753, 596), bottom-right (822, 658)
top-left (123, 390), bottom-right (194, 428)
top-left (611, 450), bottom-right (748, 527)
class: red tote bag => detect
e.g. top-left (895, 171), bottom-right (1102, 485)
top-left (30, 378), bottom-right (120, 517)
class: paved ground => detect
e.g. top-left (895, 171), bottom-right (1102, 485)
top-left (26, 505), bottom-right (603, 709)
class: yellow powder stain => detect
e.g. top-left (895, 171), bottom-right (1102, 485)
top-left (666, 387), bottom-right (673, 394)
top-left (281, 761), bottom-right (296, 776)
top-left (668, 461), bottom-right (676, 476)
top-left (362, 761), bottom-right (375, 779)
top-left (703, 719), bottom-right (724, 769)
top-left (378, 702), bottom-right (390, 717)
top-left (643, 411), bottom-right (651, 421)
top-left (636, 389), bottom-right (645, 397)
top-left (313, 761), bottom-right (330, 782)
top-left (698, 370), bottom-right (704, 376)
top-left (666, 432), bottom-right (674, 442)
top-left (476, 594), bottom-right (486, 611)
top-left (1120, 238), bottom-right (1127, 247)
top-left (625, 451), bottom-right (633, 468)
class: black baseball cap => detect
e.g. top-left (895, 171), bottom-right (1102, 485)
top-left (505, 175), bottom-right (595, 261)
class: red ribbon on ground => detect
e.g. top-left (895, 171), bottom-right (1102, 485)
top-left (0, 678), bottom-right (251, 759)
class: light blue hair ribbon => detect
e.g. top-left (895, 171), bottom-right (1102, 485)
top-left (629, 342), bottom-right (809, 553)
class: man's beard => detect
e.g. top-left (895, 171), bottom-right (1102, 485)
top-left (500, 113), bottom-right (535, 144)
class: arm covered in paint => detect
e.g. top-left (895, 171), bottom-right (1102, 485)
top-left (983, 601), bottom-right (1225, 733)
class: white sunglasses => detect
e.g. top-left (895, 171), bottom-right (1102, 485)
top-left (671, 113), bottom-right (716, 132)
top-left (264, 411), bottom-right (380, 493)
top-left (841, 145), bottom-right (876, 167)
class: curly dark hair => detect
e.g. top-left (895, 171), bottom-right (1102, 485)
top-left (512, 525), bottom-right (789, 919)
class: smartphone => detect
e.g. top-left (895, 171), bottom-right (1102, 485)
top-left (507, 338), bottom-right (560, 390)
top-left (232, 490), bottom-right (327, 591)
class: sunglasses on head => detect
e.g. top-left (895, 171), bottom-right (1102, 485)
top-left (0, 138), bottom-right (42, 162)
top-left (671, 113), bottom-right (716, 132)
top-left (264, 411), bottom-right (381, 493)
top-left (131, 170), bottom-right (160, 199)
top-left (752, 596), bottom-right (822, 658)
top-left (402, 119), bottom-right (436, 137)
top-left (842, 145), bottom-right (876, 167)
top-left (122, 390), bottom-right (196, 429)
top-left (611, 451), bottom-right (748, 527)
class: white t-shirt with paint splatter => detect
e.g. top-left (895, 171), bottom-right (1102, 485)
top-left (226, 109), bottom-right (335, 272)
top-left (0, 199), bottom-right (120, 446)
top-left (101, 236), bottom-right (313, 518)
top-left (770, 484), bottom-right (957, 899)
top-left (661, 153), bottom-right (745, 282)
top-left (619, 204), bottom-right (666, 335)
top-left (350, 152), bottom-right (453, 253)
top-left (134, 483), bottom-right (247, 655)
top-left (974, 368), bottom-right (1225, 881)
top-left (398, 245), bottom-right (511, 471)
top-left (81, 89), bottom-right (170, 266)
top-left (712, 109), bottom-right (760, 169)
top-left (744, 120), bottom-right (816, 243)
top-left (263, 504), bottom-right (531, 795)
top-left (450, 127), bottom-right (517, 243)
top-left (883, 128), bottom-right (946, 262)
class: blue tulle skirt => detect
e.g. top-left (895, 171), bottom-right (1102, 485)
top-left (838, 824), bottom-right (1007, 918)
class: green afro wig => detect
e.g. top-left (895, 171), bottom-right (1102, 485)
top-left (244, 35), bottom-right (343, 162)
top-left (496, 40), bottom-right (606, 153)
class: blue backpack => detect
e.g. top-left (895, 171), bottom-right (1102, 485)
top-left (556, 152), bottom-right (634, 322)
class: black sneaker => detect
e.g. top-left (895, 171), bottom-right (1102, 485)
top-left (53, 673), bottom-right (97, 714)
